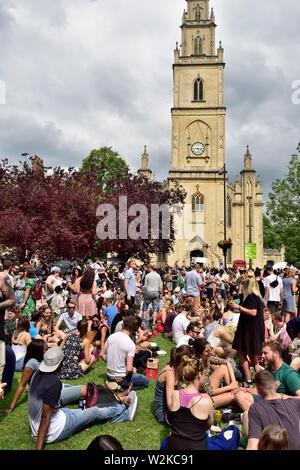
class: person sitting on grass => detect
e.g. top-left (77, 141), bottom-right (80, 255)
top-left (192, 337), bottom-right (240, 409)
top-left (241, 370), bottom-right (300, 451)
top-left (58, 319), bottom-right (97, 380)
top-left (103, 315), bottom-right (149, 391)
top-left (154, 345), bottom-right (192, 425)
top-left (232, 340), bottom-right (300, 415)
top-left (257, 425), bottom-right (289, 451)
top-left (28, 347), bottom-right (138, 450)
top-left (1, 339), bottom-right (47, 414)
top-left (54, 299), bottom-right (82, 335)
top-left (166, 355), bottom-right (214, 451)
top-left (12, 317), bottom-right (32, 372)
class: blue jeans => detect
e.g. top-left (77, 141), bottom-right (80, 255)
top-left (108, 373), bottom-right (149, 391)
top-left (143, 291), bottom-right (160, 313)
top-left (54, 405), bottom-right (129, 442)
top-left (15, 356), bottom-right (24, 372)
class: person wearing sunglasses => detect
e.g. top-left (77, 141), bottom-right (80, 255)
top-left (54, 299), bottom-right (82, 335)
top-left (176, 323), bottom-right (203, 348)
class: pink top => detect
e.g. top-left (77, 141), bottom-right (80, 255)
top-left (180, 388), bottom-right (201, 408)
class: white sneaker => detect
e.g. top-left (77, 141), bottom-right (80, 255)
top-left (127, 391), bottom-right (138, 421)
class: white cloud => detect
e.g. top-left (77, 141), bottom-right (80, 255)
top-left (0, 0), bottom-right (299, 199)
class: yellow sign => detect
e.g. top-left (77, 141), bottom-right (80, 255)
top-left (245, 243), bottom-right (257, 259)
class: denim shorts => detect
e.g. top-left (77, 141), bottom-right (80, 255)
top-left (253, 394), bottom-right (263, 403)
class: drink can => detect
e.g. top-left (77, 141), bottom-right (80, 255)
top-left (79, 399), bottom-right (86, 410)
top-left (214, 410), bottom-right (221, 424)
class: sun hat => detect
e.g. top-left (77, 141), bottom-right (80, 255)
top-left (39, 347), bottom-right (64, 373)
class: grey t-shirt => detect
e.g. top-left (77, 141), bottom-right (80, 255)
top-left (185, 270), bottom-right (202, 297)
top-left (144, 271), bottom-right (162, 294)
top-left (248, 397), bottom-right (300, 450)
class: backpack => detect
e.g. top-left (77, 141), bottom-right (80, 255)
top-left (31, 281), bottom-right (42, 301)
top-left (85, 382), bottom-right (120, 409)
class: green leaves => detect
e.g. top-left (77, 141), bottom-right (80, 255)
top-left (264, 144), bottom-right (300, 267)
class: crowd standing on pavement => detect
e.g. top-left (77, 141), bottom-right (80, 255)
top-left (0, 253), bottom-right (300, 450)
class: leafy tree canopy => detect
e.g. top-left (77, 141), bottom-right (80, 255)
top-left (80, 147), bottom-right (129, 191)
top-left (264, 144), bottom-right (300, 267)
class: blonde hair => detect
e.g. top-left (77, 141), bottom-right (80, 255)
top-left (180, 355), bottom-right (204, 384)
top-left (258, 425), bottom-right (289, 450)
top-left (285, 268), bottom-right (296, 279)
top-left (242, 272), bottom-right (262, 301)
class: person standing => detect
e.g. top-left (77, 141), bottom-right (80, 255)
top-left (46, 267), bottom-right (63, 308)
top-left (142, 265), bottom-right (162, 325)
top-left (0, 268), bottom-right (16, 382)
top-left (230, 272), bottom-right (265, 387)
top-left (124, 260), bottom-right (138, 308)
top-left (282, 268), bottom-right (298, 323)
top-left (215, 268), bottom-right (227, 300)
top-left (185, 264), bottom-right (202, 315)
top-left (264, 266), bottom-right (283, 315)
top-left (20, 267), bottom-right (37, 319)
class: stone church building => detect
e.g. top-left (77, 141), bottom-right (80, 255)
top-left (139, 0), bottom-right (264, 268)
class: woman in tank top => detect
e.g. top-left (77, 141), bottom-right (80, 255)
top-left (12, 317), bottom-right (32, 371)
top-left (167, 355), bottom-right (214, 451)
top-left (154, 345), bottom-right (191, 425)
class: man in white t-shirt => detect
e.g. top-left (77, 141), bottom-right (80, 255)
top-left (264, 266), bottom-right (283, 314)
top-left (172, 306), bottom-right (191, 346)
top-left (176, 323), bottom-right (202, 348)
top-left (46, 267), bottom-right (63, 307)
top-left (103, 316), bottom-right (149, 391)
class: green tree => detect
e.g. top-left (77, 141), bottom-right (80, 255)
top-left (80, 147), bottom-right (129, 191)
top-left (265, 144), bottom-right (300, 267)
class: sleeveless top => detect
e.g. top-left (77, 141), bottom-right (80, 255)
top-left (12, 332), bottom-right (28, 361)
top-left (154, 368), bottom-right (174, 423)
top-left (168, 389), bottom-right (209, 450)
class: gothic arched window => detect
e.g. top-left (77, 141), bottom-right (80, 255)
top-left (192, 194), bottom-right (204, 212)
top-left (227, 196), bottom-right (232, 227)
top-left (194, 37), bottom-right (202, 56)
top-left (193, 77), bottom-right (204, 101)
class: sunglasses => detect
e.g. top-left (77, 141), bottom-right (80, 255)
top-left (68, 306), bottom-right (75, 310)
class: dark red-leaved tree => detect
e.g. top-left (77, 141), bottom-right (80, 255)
top-left (95, 173), bottom-right (186, 263)
top-left (0, 157), bottom-right (104, 263)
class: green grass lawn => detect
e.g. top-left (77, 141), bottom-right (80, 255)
top-left (0, 333), bottom-right (174, 451)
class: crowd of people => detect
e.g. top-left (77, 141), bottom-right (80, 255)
top-left (0, 254), bottom-right (300, 451)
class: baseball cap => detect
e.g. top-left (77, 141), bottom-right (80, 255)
top-left (39, 347), bottom-right (64, 373)
top-left (51, 266), bottom-right (61, 273)
top-left (174, 287), bottom-right (180, 293)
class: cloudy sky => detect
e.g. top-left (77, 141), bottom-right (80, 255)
top-left (0, 0), bottom-right (299, 199)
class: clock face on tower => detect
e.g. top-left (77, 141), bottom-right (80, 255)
top-left (191, 142), bottom-right (205, 155)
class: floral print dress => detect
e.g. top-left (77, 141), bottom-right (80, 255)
top-left (58, 334), bottom-right (84, 380)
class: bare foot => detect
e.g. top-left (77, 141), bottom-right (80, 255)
top-left (119, 384), bottom-right (133, 398)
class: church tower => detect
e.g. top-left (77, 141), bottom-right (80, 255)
top-left (165, 0), bottom-right (264, 268)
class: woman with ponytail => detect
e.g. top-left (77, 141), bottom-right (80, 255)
top-left (167, 355), bottom-right (214, 450)
top-left (154, 345), bottom-right (191, 425)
